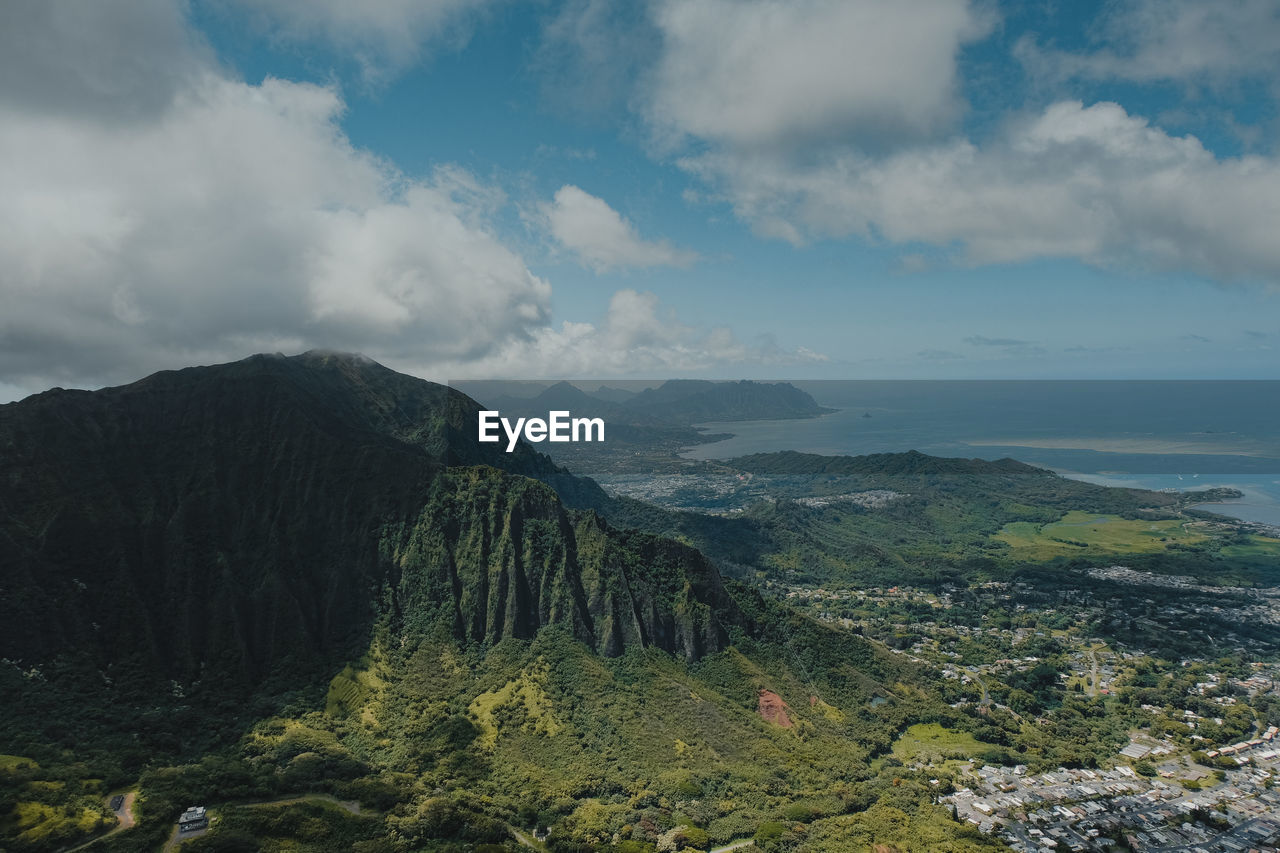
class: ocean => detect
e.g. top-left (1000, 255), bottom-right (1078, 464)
top-left (680, 381), bottom-right (1280, 526)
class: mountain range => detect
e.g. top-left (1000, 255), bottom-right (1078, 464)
top-left (0, 353), bottom-right (743, 687)
top-left (1, 352), bottom-right (978, 853)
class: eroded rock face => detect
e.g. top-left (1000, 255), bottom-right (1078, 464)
top-left (757, 689), bottom-right (793, 727)
top-left (390, 466), bottom-right (739, 662)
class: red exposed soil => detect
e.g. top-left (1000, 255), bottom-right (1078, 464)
top-left (757, 689), bottom-right (793, 727)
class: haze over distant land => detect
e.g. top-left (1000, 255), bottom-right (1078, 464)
top-left (3, 0), bottom-right (1280, 401)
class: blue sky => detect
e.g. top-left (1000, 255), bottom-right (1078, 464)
top-left (2, 0), bottom-right (1280, 399)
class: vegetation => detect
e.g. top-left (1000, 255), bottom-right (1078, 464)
top-left (3, 354), bottom-right (1278, 851)
top-left (994, 511), bottom-right (1208, 557)
top-left (599, 452), bottom-right (1279, 594)
top-left (891, 724), bottom-right (997, 763)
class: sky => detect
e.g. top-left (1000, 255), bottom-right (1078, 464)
top-left (3, 0), bottom-right (1280, 400)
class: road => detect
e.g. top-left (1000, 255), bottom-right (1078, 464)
top-left (60, 790), bottom-right (137, 853)
top-left (162, 794), bottom-right (362, 851)
top-left (1119, 816), bottom-right (1275, 852)
top-left (710, 840), bottom-right (756, 852)
top-left (242, 793), bottom-right (361, 815)
top-left (964, 667), bottom-right (990, 707)
top-left (162, 822), bottom-right (208, 852)
top-left (1086, 646), bottom-right (1100, 697)
top-left (509, 826), bottom-right (544, 849)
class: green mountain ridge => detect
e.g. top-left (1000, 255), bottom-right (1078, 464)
top-left (10, 352), bottom-right (1215, 852)
top-left (0, 352), bottom-right (724, 686)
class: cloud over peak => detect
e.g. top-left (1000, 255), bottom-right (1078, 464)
top-left (450, 289), bottom-right (827, 377)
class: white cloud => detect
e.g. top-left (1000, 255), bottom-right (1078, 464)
top-left (629, 0), bottom-right (1280, 287)
top-left (447, 289), bottom-right (827, 377)
top-left (0, 4), bottom-right (551, 391)
top-left (1016, 0), bottom-right (1280, 85)
top-left (0, 2), bottom-right (805, 394)
top-left (541, 185), bottom-right (697, 272)
top-left (682, 100), bottom-right (1280, 283)
top-left (643, 0), bottom-right (992, 152)
top-left (220, 0), bottom-right (500, 81)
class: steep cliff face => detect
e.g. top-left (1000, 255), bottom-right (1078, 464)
top-left (0, 352), bottom-right (733, 687)
top-left (390, 467), bottom-right (737, 661)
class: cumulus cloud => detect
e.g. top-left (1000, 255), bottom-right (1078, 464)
top-left (1016, 0), bottom-right (1280, 86)
top-left (681, 100), bottom-right (1280, 283)
top-left (541, 185), bottom-right (697, 272)
top-left (0, 2), bottom-right (809, 396)
top-left (0, 71), bottom-right (555, 389)
top-left (219, 0), bottom-right (500, 81)
top-left (643, 0), bottom-right (992, 152)
top-left (0, 2), bottom-right (555, 391)
top-left (622, 0), bottom-right (1280, 286)
top-left (447, 289), bottom-right (827, 377)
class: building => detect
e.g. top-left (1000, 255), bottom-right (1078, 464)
top-left (1119, 742), bottom-right (1152, 759)
top-left (179, 806), bottom-right (208, 832)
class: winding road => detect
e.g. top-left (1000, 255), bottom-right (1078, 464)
top-left (60, 790), bottom-right (137, 853)
top-left (161, 794), bottom-right (362, 851)
top-left (1086, 646), bottom-right (1101, 697)
top-left (964, 667), bottom-right (991, 707)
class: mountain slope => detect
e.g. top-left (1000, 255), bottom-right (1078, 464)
top-left (0, 352), bottom-right (709, 686)
top-left (0, 353), bottom-right (993, 853)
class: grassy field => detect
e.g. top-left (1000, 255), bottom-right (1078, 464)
top-left (994, 511), bottom-right (1208, 559)
top-left (891, 724), bottom-right (995, 763)
top-left (0, 801), bottom-right (108, 849)
top-left (0, 754), bottom-right (38, 771)
top-left (325, 655), bottom-right (389, 724)
top-left (1219, 535), bottom-right (1280, 560)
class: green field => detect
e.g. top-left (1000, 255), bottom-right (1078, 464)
top-left (994, 511), bottom-right (1208, 558)
top-left (0, 755), bottom-right (38, 772)
top-left (0, 801), bottom-right (107, 849)
top-left (1220, 535), bottom-right (1280, 559)
top-left (891, 724), bottom-right (995, 762)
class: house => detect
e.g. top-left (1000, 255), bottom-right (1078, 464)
top-left (1119, 743), bottom-right (1151, 759)
top-left (179, 806), bottom-right (208, 832)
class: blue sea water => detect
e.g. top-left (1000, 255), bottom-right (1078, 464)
top-left (680, 381), bottom-right (1280, 526)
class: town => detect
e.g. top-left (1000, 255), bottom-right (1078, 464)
top-left (775, 571), bottom-right (1280, 851)
top-left (946, 748), bottom-right (1280, 852)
